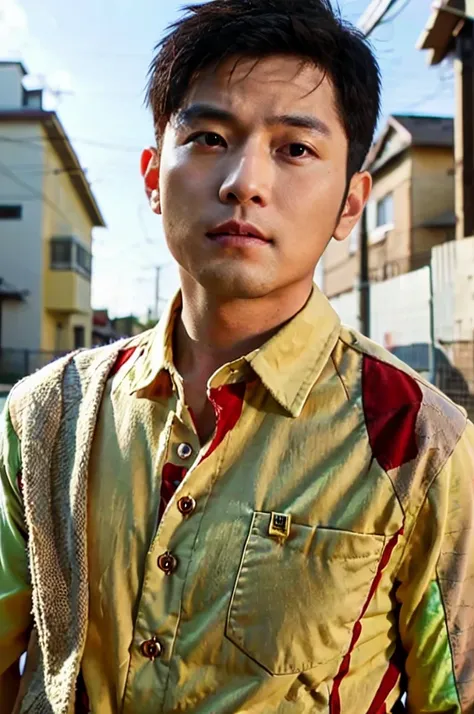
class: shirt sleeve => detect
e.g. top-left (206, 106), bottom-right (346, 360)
top-left (396, 419), bottom-right (474, 713)
top-left (0, 398), bottom-right (32, 676)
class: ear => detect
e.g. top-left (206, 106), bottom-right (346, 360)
top-left (333, 171), bottom-right (372, 242)
top-left (140, 147), bottom-right (161, 215)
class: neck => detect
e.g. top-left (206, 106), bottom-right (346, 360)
top-left (174, 272), bottom-right (313, 383)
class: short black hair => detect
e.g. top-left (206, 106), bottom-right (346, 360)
top-left (146, 0), bottom-right (381, 178)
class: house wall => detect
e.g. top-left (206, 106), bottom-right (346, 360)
top-left (411, 146), bottom-right (455, 267)
top-left (366, 153), bottom-right (413, 282)
top-left (0, 121), bottom-right (45, 350)
top-left (41, 136), bottom-right (93, 350)
top-left (323, 151), bottom-right (413, 297)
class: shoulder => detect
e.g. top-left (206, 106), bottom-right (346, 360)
top-left (338, 325), bottom-right (467, 483)
top-left (8, 333), bottom-right (151, 436)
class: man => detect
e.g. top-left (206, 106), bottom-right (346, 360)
top-left (1, 0), bottom-right (473, 712)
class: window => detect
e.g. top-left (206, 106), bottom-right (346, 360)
top-left (51, 238), bottom-right (73, 269)
top-left (76, 244), bottom-right (92, 277)
top-left (0, 205), bottom-right (22, 219)
top-left (50, 236), bottom-right (92, 279)
top-left (74, 325), bottom-right (86, 349)
top-left (376, 193), bottom-right (394, 228)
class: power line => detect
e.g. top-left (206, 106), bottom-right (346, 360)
top-left (0, 134), bottom-right (142, 154)
top-left (0, 159), bottom-right (70, 223)
top-left (380, 0), bottom-right (412, 25)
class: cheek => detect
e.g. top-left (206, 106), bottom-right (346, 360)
top-left (277, 170), bottom-right (343, 228)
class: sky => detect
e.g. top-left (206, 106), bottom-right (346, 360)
top-left (0, 0), bottom-right (454, 319)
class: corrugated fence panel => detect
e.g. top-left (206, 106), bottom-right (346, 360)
top-left (432, 236), bottom-right (474, 342)
top-left (370, 267), bottom-right (431, 348)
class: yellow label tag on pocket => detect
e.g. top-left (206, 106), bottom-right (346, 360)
top-left (268, 512), bottom-right (292, 539)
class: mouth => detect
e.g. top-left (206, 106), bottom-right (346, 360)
top-left (206, 220), bottom-right (272, 246)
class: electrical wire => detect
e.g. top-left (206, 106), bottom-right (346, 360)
top-left (0, 159), bottom-right (70, 223)
top-left (380, 0), bottom-right (412, 25)
top-left (0, 134), bottom-right (142, 154)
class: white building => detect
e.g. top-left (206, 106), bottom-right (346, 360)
top-left (0, 61), bottom-right (105, 370)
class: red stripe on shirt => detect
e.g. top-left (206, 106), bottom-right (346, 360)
top-left (203, 382), bottom-right (246, 461)
top-left (365, 658), bottom-right (401, 714)
top-left (329, 528), bottom-right (403, 714)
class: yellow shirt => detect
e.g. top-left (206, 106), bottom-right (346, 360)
top-left (1, 286), bottom-right (474, 713)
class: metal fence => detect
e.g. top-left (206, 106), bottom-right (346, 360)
top-left (0, 347), bottom-right (66, 385)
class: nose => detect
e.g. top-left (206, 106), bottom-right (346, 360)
top-left (218, 142), bottom-right (271, 207)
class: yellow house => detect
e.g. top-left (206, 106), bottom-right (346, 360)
top-left (323, 114), bottom-right (455, 299)
top-left (0, 61), bottom-right (105, 359)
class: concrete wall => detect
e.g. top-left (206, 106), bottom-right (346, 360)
top-left (0, 121), bottom-right (44, 350)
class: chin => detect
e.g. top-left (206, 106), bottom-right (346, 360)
top-left (194, 265), bottom-right (279, 299)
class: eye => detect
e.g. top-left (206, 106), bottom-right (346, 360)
top-left (189, 132), bottom-right (227, 148)
top-left (279, 143), bottom-right (315, 159)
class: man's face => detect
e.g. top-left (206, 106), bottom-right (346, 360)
top-left (144, 54), bottom-right (370, 299)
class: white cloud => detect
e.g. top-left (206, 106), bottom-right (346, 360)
top-left (0, 0), bottom-right (28, 56)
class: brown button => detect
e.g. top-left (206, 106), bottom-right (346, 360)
top-left (140, 636), bottom-right (163, 661)
top-left (177, 442), bottom-right (193, 460)
top-left (157, 551), bottom-right (177, 575)
top-left (177, 495), bottom-right (196, 516)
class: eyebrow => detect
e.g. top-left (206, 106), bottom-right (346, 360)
top-left (174, 103), bottom-right (331, 137)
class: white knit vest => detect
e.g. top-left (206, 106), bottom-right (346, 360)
top-left (8, 339), bottom-right (131, 714)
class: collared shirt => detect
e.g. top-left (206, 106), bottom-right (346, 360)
top-left (1, 285), bottom-right (474, 713)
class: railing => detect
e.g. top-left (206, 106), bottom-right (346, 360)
top-left (0, 348), bottom-right (67, 385)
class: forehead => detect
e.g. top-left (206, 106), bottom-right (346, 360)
top-left (180, 54), bottom-right (343, 133)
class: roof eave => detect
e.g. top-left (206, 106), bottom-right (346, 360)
top-left (44, 113), bottom-right (106, 228)
top-left (417, 2), bottom-right (474, 65)
top-left (0, 109), bottom-right (106, 228)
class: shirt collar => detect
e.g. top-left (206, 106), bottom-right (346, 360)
top-left (125, 291), bottom-right (182, 396)
top-left (127, 284), bottom-right (341, 416)
top-left (247, 285), bottom-right (341, 417)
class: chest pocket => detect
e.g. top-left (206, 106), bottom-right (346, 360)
top-left (225, 511), bottom-right (385, 675)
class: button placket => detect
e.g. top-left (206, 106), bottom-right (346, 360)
top-left (177, 442), bottom-right (193, 460)
top-left (157, 551), bottom-right (178, 575)
top-left (177, 495), bottom-right (197, 516)
top-left (140, 636), bottom-right (163, 661)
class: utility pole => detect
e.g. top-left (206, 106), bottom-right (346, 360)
top-left (359, 211), bottom-right (370, 337)
top-left (456, 19), bottom-right (474, 239)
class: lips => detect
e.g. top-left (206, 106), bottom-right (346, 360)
top-left (206, 220), bottom-right (270, 242)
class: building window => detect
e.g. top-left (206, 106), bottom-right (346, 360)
top-left (76, 244), bottom-right (92, 277)
top-left (50, 236), bottom-right (92, 279)
top-left (51, 238), bottom-right (73, 269)
top-left (0, 205), bottom-right (22, 219)
top-left (74, 325), bottom-right (86, 349)
top-left (376, 193), bottom-right (394, 228)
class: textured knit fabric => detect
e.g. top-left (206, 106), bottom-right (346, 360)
top-left (1, 285), bottom-right (474, 714)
